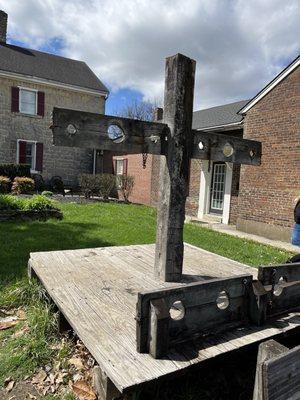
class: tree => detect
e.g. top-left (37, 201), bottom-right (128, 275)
top-left (116, 98), bottom-right (162, 122)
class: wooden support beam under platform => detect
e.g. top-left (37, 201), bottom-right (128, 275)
top-left (28, 244), bottom-right (300, 398)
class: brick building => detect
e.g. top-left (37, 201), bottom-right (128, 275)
top-left (114, 56), bottom-right (300, 242)
top-left (0, 10), bottom-right (108, 185)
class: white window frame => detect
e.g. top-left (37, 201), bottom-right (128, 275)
top-left (18, 87), bottom-right (38, 116)
top-left (115, 158), bottom-right (126, 189)
top-left (16, 139), bottom-right (38, 173)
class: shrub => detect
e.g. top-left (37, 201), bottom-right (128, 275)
top-left (32, 174), bottom-right (45, 193)
top-left (98, 174), bottom-right (116, 200)
top-left (50, 176), bottom-right (65, 195)
top-left (24, 195), bottom-right (57, 211)
top-left (41, 191), bottom-right (53, 197)
top-left (11, 177), bottom-right (35, 195)
top-left (0, 195), bottom-right (22, 210)
top-left (0, 164), bottom-right (31, 181)
top-left (0, 194), bottom-right (58, 212)
top-left (79, 174), bottom-right (97, 198)
top-left (0, 176), bottom-right (11, 194)
top-left (79, 174), bottom-right (116, 199)
top-left (119, 175), bottom-right (135, 203)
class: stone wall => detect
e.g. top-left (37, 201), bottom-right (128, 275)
top-left (0, 76), bottom-right (106, 185)
top-left (237, 66), bottom-right (300, 241)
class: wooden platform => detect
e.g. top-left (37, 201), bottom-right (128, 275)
top-left (29, 244), bottom-right (300, 395)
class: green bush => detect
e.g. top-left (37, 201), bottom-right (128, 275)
top-left (24, 195), bottom-right (57, 211)
top-left (0, 176), bottom-right (11, 194)
top-left (41, 191), bottom-right (53, 197)
top-left (11, 177), bottom-right (35, 195)
top-left (0, 195), bottom-right (22, 210)
top-left (0, 164), bottom-right (31, 181)
top-left (0, 195), bottom-right (58, 212)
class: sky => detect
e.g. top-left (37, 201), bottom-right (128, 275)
top-left (1, 0), bottom-right (299, 115)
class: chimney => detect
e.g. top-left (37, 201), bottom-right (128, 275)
top-left (154, 107), bottom-right (163, 122)
top-left (0, 10), bottom-right (7, 43)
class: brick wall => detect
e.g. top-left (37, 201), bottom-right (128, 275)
top-left (113, 153), bottom-right (154, 204)
top-left (229, 164), bottom-right (241, 224)
top-left (237, 66), bottom-right (300, 239)
top-left (0, 76), bottom-right (106, 185)
top-left (186, 159), bottom-right (202, 216)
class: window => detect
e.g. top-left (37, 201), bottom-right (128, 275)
top-left (11, 87), bottom-right (45, 117)
top-left (17, 140), bottom-right (44, 172)
top-left (114, 158), bottom-right (127, 189)
top-left (19, 89), bottom-right (37, 115)
top-left (25, 142), bottom-right (35, 170)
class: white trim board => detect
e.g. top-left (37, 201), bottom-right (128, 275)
top-left (0, 69), bottom-right (108, 98)
top-left (239, 56), bottom-right (300, 114)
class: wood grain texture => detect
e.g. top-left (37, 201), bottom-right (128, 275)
top-left (265, 344), bottom-right (300, 400)
top-left (51, 108), bottom-right (168, 155)
top-left (155, 53), bottom-right (196, 282)
top-left (253, 340), bottom-right (288, 400)
top-left (192, 130), bottom-right (262, 165)
top-left (29, 243), bottom-right (300, 393)
top-left (137, 274), bottom-right (253, 355)
top-left (258, 263), bottom-right (300, 319)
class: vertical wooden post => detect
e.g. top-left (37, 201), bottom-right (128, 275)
top-left (148, 298), bottom-right (170, 358)
top-left (155, 53), bottom-right (196, 282)
top-left (253, 340), bottom-right (288, 400)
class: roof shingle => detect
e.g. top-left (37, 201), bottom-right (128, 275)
top-left (192, 99), bottom-right (249, 130)
top-left (0, 43), bottom-right (109, 93)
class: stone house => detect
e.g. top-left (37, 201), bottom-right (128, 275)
top-left (113, 55), bottom-right (300, 242)
top-left (0, 10), bottom-right (109, 185)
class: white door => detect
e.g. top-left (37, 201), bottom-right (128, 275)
top-left (209, 162), bottom-right (226, 215)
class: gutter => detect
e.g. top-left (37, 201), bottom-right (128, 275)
top-left (195, 121), bottom-right (243, 132)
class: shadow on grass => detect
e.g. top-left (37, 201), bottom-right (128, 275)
top-left (0, 220), bottom-right (114, 285)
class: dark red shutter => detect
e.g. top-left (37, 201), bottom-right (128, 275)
top-left (123, 159), bottom-right (128, 175)
top-left (11, 87), bottom-right (19, 112)
top-left (35, 142), bottom-right (44, 172)
top-left (37, 91), bottom-right (45, 117)
top-left (18, 141), bottom-right (27, 164)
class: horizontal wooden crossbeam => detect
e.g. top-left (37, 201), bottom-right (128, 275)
top-left (257, 262), bottom-right (300, 322)
top-left (51, 108), bottom-right (262, 165)
top-left (136, 274), bottom-right (253, 358)
top-left (51, 108), bottom-right (168, 155)
top-left (136, 261), bottom-right (300, 359)
top-left (192, 130), bottom-right (262, 165)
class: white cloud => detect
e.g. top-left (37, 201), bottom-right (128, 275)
top-left (1, 0), bottom-right (299, 109)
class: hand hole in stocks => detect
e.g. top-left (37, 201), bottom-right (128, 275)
top-left (273, 276), bottom-right (286, 297)
top-left (107, 124), bottom-right (125, 143)
top-left (216, 291), bottom-right (230, 310)
top-left (169, 300), bottom-right (185, 321)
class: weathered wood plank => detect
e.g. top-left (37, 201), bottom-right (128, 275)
top-left (137, 274), bottom-right (253, 355)
top-left (51, 108), bottom-right (168, 155)
top-left (28, 244), bottom-right (300, 393)
top-left (258, 262), bottom-right (300, 320)
top-left (192, 130), bottom-right (262, 165)
top-left (93, 366), bottom-right (122, 400)
top-left (155, 53), bottom-right (196, 282)
top-left (264, 344), bottom-right (300, 400)
top-left (253, 340), bottom-right (288, 400)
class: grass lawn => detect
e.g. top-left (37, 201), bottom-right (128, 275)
top-left (0, 201), bottom-right (294, 398)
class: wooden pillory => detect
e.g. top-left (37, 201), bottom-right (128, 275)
top-left (51, 53), bottom-right (261, 284)
top-left (29, 54), bottom-right (300, 399)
